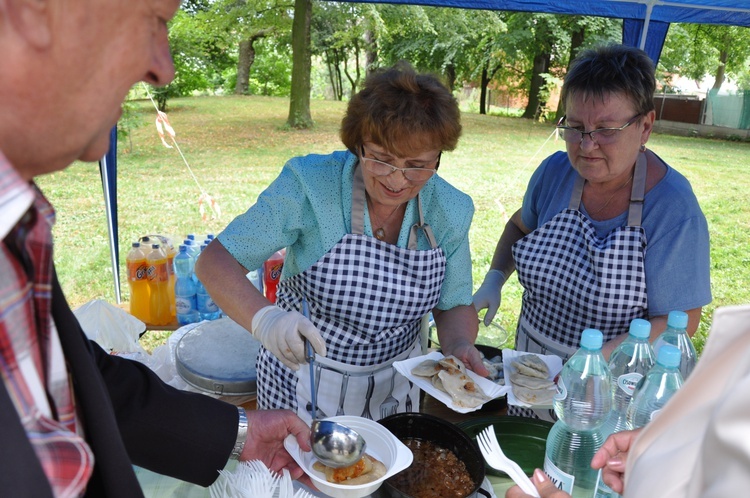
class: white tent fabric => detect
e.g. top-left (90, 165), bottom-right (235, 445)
top-left (99, 0), bottom-right (750, 299)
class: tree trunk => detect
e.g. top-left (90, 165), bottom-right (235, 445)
top-left (235, 39), bottom-right (252, 95)
top-left (479, 66), bottom-right (490, 115)
top-left (287, 0), bottom-right (313, 129)
top-left (364, 29), bottom-right (377, 76)
top-left (523, 51), bottom-right (551, 120)
top-left (445, 63), bottom-right (456, 92)
top-left (555, 27), bottom-right (585, 121)
top-left (712, 49), bottom-right (728, 91)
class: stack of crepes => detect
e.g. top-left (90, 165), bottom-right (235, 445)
top-left (508, 354), bottom-right (556, 405)
top-left (411, 355), bottom-right (492, 408)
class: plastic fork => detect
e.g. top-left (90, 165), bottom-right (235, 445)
top-left (477, 426), bottom-right (540, 497)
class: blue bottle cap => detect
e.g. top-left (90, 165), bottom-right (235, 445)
top-left (179, 245), bottom-right (187, 252)
top-left (629, 318), bottom-right (651, 339)
top-left (657, 344), bottom-right (682, 368)
top-left (580, 328), bottom-right (603, 349)
top-left (667, 311), bottom-right (688, 329)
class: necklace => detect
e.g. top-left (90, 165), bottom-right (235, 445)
top-left (367, 198), bottom-right (404, 241)
top-left (590, 172), bottom-right (634, 216)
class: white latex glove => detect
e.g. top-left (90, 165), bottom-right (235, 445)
top-left (472, 269), bottom-right (506, 326)
top-left (251, 305), bottom-right (327, 371)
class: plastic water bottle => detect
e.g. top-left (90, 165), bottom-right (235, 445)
top-left (146, 243), bottom-right (171, 325)
top-left (195, 246), bottom-right (221, 321)
top-left (126, 242), bottom-right (150, 323)
top-left (246, 267), bottom-right (263, 293)
top-left (627, 344), bottom-right (683, 429)
top-left (174, 245), bottom-right (199, 325)
top-left (652, 310), bottom-right (697, 380)
top-left (545, 329), bottom-right (611, 497)
top-left (596, 319), bottom-right (655, 498)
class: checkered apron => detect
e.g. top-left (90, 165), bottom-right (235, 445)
top-left (509, 154), bottom-right (649, 420)
top-left (256, 166), bottom-right (446, 422)
top-left (513, 153), bottom-right (649, 360)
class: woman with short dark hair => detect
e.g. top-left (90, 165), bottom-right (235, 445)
top-left (474, 43), bottom-right (710, 365)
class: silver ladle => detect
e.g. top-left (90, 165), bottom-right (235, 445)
top-left (302, 299), bottom-right (366, 468)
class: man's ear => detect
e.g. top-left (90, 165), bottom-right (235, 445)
top-left (4, 0), bottom-right (52, 49)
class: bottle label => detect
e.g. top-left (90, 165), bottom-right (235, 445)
top-left (128, 262), bottom-right (148, 282)
top-left (554, 376), bottom-right (568, 402)
top-left (175, 297), bottom-right (194, 315)
top-left (617, 372), bottom-right (644, 396)
top-left (544, 453), bottom-right (574, 493)
top-left (147, 262), bottom-right (168, 282)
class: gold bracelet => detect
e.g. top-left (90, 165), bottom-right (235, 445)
top-left (230, 406), bottom-right (248, 459)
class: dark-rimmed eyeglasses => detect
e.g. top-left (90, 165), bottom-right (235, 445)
top-left (360, 145), bottom-right (440, 183)
top-left (556, 114), bottom-right (642, 145)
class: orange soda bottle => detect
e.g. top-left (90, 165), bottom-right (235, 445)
top-left (263, 249), bottom-right (286, 303)
top-left (146, 243), bottom-right (171, 325)
top-left (126, 242), bottom-right (150, 323)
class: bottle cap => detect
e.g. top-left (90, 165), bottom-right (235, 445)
top-left (657, 344), bottom-right (681, 368)
top-left (179, 245), bottom-right (187, 252)
top-left (187, 234), bottom-right (196, 240)
top-left (629, 318), bottom-right (651, 339)
top-left (667, 310), bottom-right (688, 329)
top-left (132, 242), bottom-right (140, 248)
top-left (580, 328), bottom-right (603, 349)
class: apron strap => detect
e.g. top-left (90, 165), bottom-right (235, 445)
top-left (568, 151), bottom-right (648, 226)
top-left (351, 164), bottom-right (367, 235)
top-left (351, 162), bottom-right (438, 249)
top-left (627, 152), bottom-right (648, 227)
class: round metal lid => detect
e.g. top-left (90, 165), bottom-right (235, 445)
top-left (175, 317), bottom-right (261, 396)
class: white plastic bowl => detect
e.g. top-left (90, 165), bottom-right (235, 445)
top-left (284, 415), bottom-right (413, 498)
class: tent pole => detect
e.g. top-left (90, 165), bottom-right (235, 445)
top-left (639, 1), bottom-right (657, 49)
top-left (99, 131), bottom-right (122, 304)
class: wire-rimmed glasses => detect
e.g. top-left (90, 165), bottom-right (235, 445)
top-left (556, 114), bottom-right (642, 145)
top-left (360, 145), bottom-right (440, 183)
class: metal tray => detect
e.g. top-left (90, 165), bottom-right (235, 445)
top-left (175, 317), bottom-right (261, 396)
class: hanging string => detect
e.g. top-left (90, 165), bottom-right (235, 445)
top-left (142, 83), bottom-right (221, 221)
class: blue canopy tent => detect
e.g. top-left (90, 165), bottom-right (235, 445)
top-left (98, 0), bottom-right (750, 301)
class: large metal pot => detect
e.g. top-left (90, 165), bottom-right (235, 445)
top-left (377, 413), bottom-right (491, 498)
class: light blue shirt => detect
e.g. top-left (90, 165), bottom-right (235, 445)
top-left (520, 150), bottom-right (711, 316)
top-left (218, 150), bottom-right (475, 310)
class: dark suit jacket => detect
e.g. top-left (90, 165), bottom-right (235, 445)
top-left (0, 274), bottom-right (238, 497)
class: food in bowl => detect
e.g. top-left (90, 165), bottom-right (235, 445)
top-left (312, 454), bottom-right (387, 485)
top-left (411, 355), bottom-right (491, 409)
top-left (386, 438), bottom-right (474, 498)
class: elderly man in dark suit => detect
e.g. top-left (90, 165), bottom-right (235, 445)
top-left (0, 0), bottom-right (310, 496)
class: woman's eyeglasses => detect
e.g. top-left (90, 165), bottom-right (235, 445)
top-left (360, 145), bottom-right (440, 183)
top-left (556, 114), bottom-right (642, 145)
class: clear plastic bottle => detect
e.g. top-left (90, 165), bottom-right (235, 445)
top-left (126, 242), bottom-right (150, 323)
top-left (596, 319), bottom-right (655, 498)
top-left (545, 329), bottom-right (611, 497)
top-left (195, 245), bottom-right (221, 321)
top-left (627, 344), bottom-right (683, 429)
top-left (165, 242), bottom-right (177, 318)
top-left (146, 243), bottom-right (171, 326)
top-left (183, 238), bottom-right (201, 282)
top-left (174, 245), bottom-right (199, 325)
top-left (652, 310), bottom-right (697, 380)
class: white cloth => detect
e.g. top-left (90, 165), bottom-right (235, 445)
top-left (624, 305), bottom-right (750, 497)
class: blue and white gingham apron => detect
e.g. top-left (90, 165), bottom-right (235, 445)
top-left (509, 153), bottom-right (649, 420)
top-left (256, 165), bottom-right (446, 422)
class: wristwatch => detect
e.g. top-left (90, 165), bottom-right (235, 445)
top-left (230, 406), bottom-right (249, 459)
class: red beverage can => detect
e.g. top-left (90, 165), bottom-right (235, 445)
top-left (263, 249), bottom-right (286, 303)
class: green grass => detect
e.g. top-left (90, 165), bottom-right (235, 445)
top-left (38, 95), bottom-right (750, 353)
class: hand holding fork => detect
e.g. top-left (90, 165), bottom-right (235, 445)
top-left (477, 425), bottom-right (540, 497)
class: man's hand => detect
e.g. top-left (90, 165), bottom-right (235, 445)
top-left (252, 306), bottom-right (326, 370)
top-left (240, 409), bottom-right (312, 485)
top-left (506, 469), bottom-right (572, 498)
top-left (472, 270), bottom-right (505, 326)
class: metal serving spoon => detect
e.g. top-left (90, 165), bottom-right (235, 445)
top-left (302, 299), bottom-right (366, 468)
